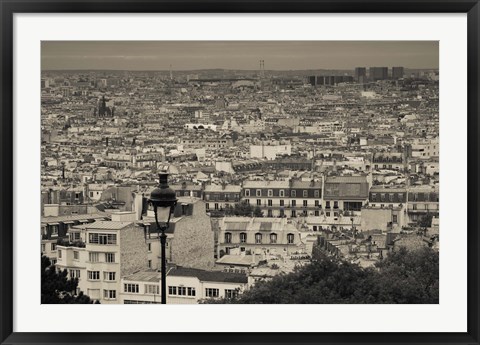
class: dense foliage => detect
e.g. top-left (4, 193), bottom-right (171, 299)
top-left (41, 255), bottom-right (97, 304)
top-left (224, 202), bottom-right (264, 217)
top-left (202, 246), bottom-right (439, 304)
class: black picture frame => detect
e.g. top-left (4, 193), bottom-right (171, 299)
top-left (1, 1), bottom-right (479, 344)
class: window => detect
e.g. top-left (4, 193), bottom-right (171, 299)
top-left (58, 250), bottom-right (62, 258)
top-left (51, 243), bottom-right (56, 251)
top-left (214, 203), bottom-right (219, 210)
top-left (148, 260), bottom-right (152, 268)
top-left (245, 190), bottom-right (250, 197)
top-left (280, 200), bottom-right (284, 207)
top-left (267, 210), bottom-right (273, 217)
top-left (69, 269), bottom-right (80, 279)
top-left (303, 190), bottom-right (308, 197)
top-left (88, 271), bottom-right (100, 280)
top-left (291, 210), bottom-right (296, 217)
top-left (270, 233), bottom-right (277, 244)
top-left (187, 287), bottom-right (196, 296)
top-left (89, 252), bottom-right (99, 262)
top-left (255, 233), bottom-right (262, 244)
top-left (146, 285), bottom-right (159, 295)
top-left (70, 232), bottom-right (81, 242)
top-left (279, 190), bottom-right (285, 197)
top-left (303, 200), bottom-right (308, 207)
top-left (326, 212), bottom-right (330, 217)
top-left (104, 272), bottom-right (116, 281)
top-left (267, 199), bottom-right (272, 207)
top-left (89, 233), bottom-right (117, 245)
top-left (124, 284), bottom-right (139, 293)
top-left (225, 232), bottom-right (232, 244)
top-left (314, 190), bottom-right (320, 198)
top-left (287, 234), bottom-right (295, 244)
top-left (103, 289), bottom-right (116, 300)
top-left (392, 215), bottom-right (398, 223)
top-left (41, 244), bottom-right (45, 252)
top-left (73, 251), bottom-right (79, 260)
top-left (267, 189), bottom-right (273, 197)
top-left (245, 199), bottom-right (250, 204)
top-left (313, 226), bottom-right (318, 231)
top-left (291, 200), bottom-right (296, 207)
top-left (326, 201), bottom-right (331, 208)
top-left (168, 286), bottom-right (177, 295)
top-left (256, 199), bottom-right (261, 206)
top-left (205, 288), bottom-right (219, 298)
top-left (240, 233), bottom-right (247, 243)
top-left (315, 200), bottom-right (320, 207)
top-left (314, 211), bottom-right (319, 216)
top-left (51, 225), bottom-right (58, 236)
top-left (205, 203), bottom-right (209, 210)
top-left (256, 189), bottom-right (261, 197)
top-left (178, 287), bottom-right (187, 296)
top-left (291, 190), bottom-right (296, 197)
top-left (148, 243), bottom-right (152, 252)
top-left (389, 194), bottom-right (394, 202)
top-left (225, 289), bottom-right (238, 299)
top-left (105, 253), bottom-right (115, 263)
top-left (333, 201), bottom-right (339, 209)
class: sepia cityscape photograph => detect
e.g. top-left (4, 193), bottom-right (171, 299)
top-left (40, 41), bottom-right (439, 304)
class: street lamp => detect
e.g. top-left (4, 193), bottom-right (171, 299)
top-left (148, 173), bottom-right (177, 304)
top-left (350, 217), bottom-right (356, 239)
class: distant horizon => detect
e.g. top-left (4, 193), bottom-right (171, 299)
top-left (41, 67), bottom-right (438, 73)
top-left (42, 41), bottom-right (439, 71)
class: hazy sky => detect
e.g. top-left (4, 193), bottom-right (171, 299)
top-left (42, 41), bottom-right (438, 71)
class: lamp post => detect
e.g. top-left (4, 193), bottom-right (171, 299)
top-left (350, 217), bottom-right (355, 239)
top-left (148, 173), bottom-right (177, 304)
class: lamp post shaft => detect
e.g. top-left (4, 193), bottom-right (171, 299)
top-left (160, 230), bottom-right (167, 304)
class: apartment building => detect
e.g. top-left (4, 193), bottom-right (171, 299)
top-left (55, 218), bottom-right (148, 304)
top-left (204, 184), bottom-right (241, 211)
top-left (120, 266), bottom-right (248, 304)
top-left (323, 175), bottom-right (370, 216)
top-left (242, 179), bottom-right (322, 218)
top-left (217, 217), bottom-right (304, 257)
top-left (41, 213), bottom-right (109, 264)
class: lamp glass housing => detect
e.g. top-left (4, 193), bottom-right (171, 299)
top-left (155, 205), bottom-right (172, 224)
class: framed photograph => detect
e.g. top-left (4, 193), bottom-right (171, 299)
top-left (1, 1), bottom-right (479, 344)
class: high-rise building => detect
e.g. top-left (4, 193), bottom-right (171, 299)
top-left (354, 67), bottom-right (367, 82)
top-left (392, 67), bottom-right (405, 79)
top-left (369, 67), bottom-right (389, 81)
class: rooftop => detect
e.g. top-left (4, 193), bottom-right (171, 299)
top-left (73, 220), bottom-right (133, 230)
top-left (168, 266), bottom-right (248, 284)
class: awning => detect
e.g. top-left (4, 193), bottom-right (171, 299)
top-left (78, 220), bottom-right (89, 223)
top-left (62, 221), bottom-right (74, 224)
top-left (47, 222), bottom-right (59, 226)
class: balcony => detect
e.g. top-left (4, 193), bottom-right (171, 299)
top-left (56, 238), bottom-right (86, 248)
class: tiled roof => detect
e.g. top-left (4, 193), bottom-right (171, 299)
top-left (243, 180), bottom-right (289, 188)
top-left (325, 176), bottom-right (368, 184)
top-left (123, 270), bottom-right (160, 283)
top-left (204, 184), bottom-right (241, 193)
top-left (41, 213), bottom-right (109, 224)
top-left (77, 220), bottom-right (133, 230)
top-left (168, 266), bottom-right (248, 284)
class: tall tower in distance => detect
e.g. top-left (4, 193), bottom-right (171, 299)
top-left (354, 67), bottom-right (367, 83)
top-left (259, 60), bottom-right (265, 78)
top-left (392, 66), bottom-right (405, 79)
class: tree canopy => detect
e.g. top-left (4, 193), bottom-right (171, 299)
top-left (41, 255), bottom-right (97, 304)
top-left (202, 246), bottom-right (439, 304)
